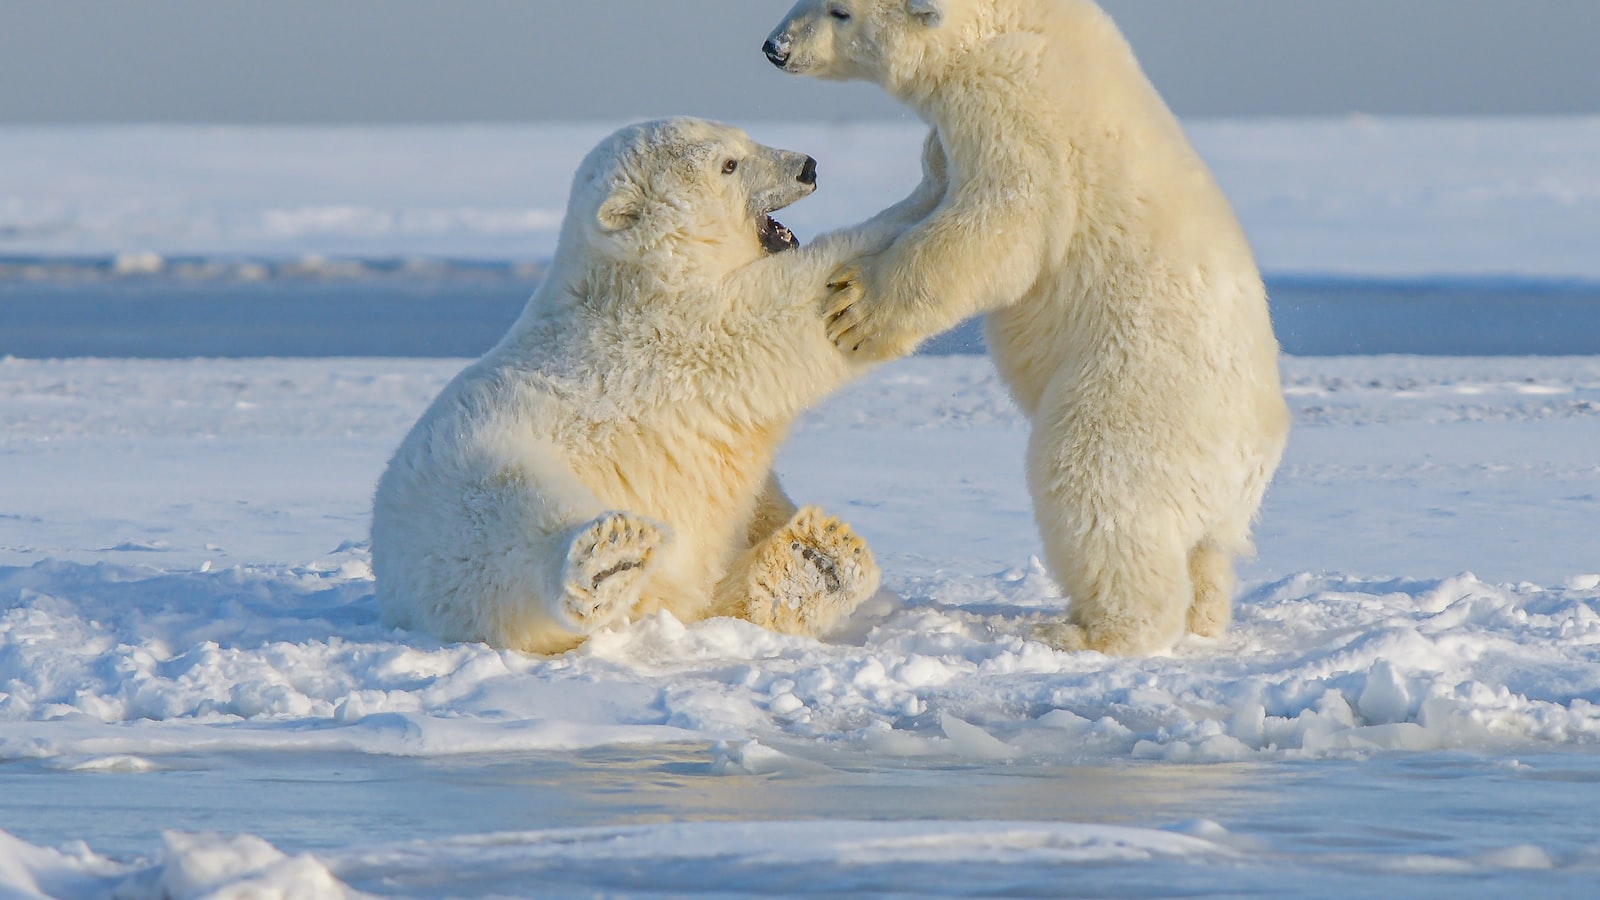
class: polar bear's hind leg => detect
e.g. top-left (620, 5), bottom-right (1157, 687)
top-left (1036, 528), bottom-right (1194, 656)
top-left (1186, 539), bottom-right (1235, 638)
top-left (740, 506), bottom-right (880, 638)
top-left (558, 511), bottom-right (665, 632)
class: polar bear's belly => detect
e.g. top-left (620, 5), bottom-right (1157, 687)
top-left (982, 281), bottom-right (1091, 418)
top-left (573, 422), bottom-right (777, 562)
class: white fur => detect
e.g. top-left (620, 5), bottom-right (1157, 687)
top-left (372, 119), bottom-right (903, 653)
top-left (768, 0), bottom-right (1291, 654)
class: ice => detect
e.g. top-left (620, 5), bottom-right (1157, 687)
top-left (2, 355), bottom-right (1597, 776)
top-left (938, 713), bottom-right (1016, 760)
top-left (0, 821), bottom-right (1238, 898)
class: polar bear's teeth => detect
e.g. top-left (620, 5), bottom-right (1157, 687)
top-left (758, 215), bottom-right (799, 254)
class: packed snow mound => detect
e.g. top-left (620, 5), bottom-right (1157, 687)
top-left (3, 556), bottom-right (1597, 765)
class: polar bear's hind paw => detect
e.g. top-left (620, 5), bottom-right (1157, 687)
top-left (794, 541), bottom-right (843, 593)
top-left (560, 512), bottom-right (663, 632)
top-left (746, 507), bottom-right (879, 638)
top-left (1033, 621), bottom-right (1089, 652)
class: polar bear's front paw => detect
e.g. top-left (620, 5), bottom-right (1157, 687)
top-left (823, 264), bottom-right (866, 334)
top-left (823, 262), bottom-right (913, 362)
top-left (559, 511), bottom-right (664, 633)
top-left (745, 506), bottom-right (880, 638)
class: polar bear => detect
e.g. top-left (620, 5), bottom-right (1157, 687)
top-left (764, 0), bottom-right (1290, 655)
top-left (371, 118), bottom-right (915, 654)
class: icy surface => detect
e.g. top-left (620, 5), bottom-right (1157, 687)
top-left (3, 118), bottom-right (1600, 278)
top-left (1, 355), bottom-right (1598, 763)
top-left (2, 354), bottom-right (1600, 895)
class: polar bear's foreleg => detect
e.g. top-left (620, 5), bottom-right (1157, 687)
top-left (554, 511), bottom-right (667, 633)
top-left (719, 506), bottom-right (879, 638)
top-left (847, 129), bottom-right (949, 245)
top-left (824, 128), bottom-right (1059, 362)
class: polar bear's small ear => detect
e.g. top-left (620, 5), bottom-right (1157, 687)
top-left (596, 180), bottom-right (645, 232)
top-left (905, 0), bottom-right (942, 26)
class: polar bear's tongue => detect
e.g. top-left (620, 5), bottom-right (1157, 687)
top-left (758, 214), bottom-right (799, 254)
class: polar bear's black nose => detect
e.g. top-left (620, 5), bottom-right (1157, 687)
top-left (798, 157), bottom-right (817, 186)
top-left (763, 38), bottom-right (790, 68)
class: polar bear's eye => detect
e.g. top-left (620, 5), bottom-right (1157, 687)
top-left (722, 159), bottom-right (739, 175)
top-left (829, 8), bottom-right (852, 21)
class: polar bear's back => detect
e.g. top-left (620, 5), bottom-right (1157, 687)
top-left (948, 0), bottom-right (1290, 550)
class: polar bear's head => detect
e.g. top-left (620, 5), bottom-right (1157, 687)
top-left (763, 0), bottom-right (981, 88)
top-left (566, 118), bottom-right (818, 273)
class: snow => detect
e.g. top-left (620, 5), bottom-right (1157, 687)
top-left (3, 353), bottom-right (1599, 895)
top-left (3, 118), bottom-right (1600, 279)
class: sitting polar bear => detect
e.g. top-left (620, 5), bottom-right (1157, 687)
top-left (765, 0), bottom-right (1290, 655)
top-left (372, 118), bottom-right (923, 654)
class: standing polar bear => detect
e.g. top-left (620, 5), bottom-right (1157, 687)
top-left (765, 0), bottom-right (1290, 654)
top-left (372, 119), bottom-right (913, 654)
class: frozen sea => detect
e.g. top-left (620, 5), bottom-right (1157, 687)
top-left (2, 120), bottom-right (1600, 897)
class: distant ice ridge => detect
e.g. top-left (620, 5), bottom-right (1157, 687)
top-left (0, 252), bottom-right (545, 282)
top-left (2, 118), bottom-right (1600, 279)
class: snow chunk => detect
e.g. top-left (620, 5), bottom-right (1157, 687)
top-left (0, 829), bottom-right (127, 899)
top-left (939, 713), bottom-right (1014, 760)
top-left (1564, 574), bottom-right (1600, 591)
top-left (115, 832), bottom-right (350, 900)
top-left (1357, 659), bottom-right (1413, 725)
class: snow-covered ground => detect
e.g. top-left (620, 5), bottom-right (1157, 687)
top-left (4, 118), bottom-right (1600, 280)
top-left (3, 353), bottom-right (1599, 896)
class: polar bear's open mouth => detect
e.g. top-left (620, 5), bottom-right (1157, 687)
top-left (758, 214), bottom-right (799, 254)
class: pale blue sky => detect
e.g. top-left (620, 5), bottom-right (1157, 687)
top-left (2, 1), bottom-right (1597, 123)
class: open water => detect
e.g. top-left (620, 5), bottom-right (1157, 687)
top-left (4, 273), bottom-right (1600, 358)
